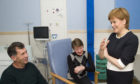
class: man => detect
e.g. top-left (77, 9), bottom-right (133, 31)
top-left (0, 42), bottom-right (48, 84)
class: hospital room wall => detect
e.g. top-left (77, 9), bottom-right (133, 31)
top-left (0, 0), bottom-right (140, 81)
top-left (0, 0), bottom-right (114, 55)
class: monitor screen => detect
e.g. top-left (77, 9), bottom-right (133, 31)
top-left (33, 26), bottom-right (49, 40)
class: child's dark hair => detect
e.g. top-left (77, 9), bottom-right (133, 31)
top-left (72, 38), bottom-right (84, 49)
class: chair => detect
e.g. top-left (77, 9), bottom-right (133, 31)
top-left (96, 54), bottom-right (107, 80)
top-left (47, 38), bottom-right (99, 84)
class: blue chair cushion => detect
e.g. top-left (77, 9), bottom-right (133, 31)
top-left (47, 38), bottom-right (72, 84)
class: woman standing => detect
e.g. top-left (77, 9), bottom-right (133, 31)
top-left (99, 8), bottom-right (139, 84)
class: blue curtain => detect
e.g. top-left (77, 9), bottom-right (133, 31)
top-left (87, 0), bottom-right (94, 81)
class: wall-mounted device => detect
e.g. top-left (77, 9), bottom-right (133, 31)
top-left (33, 26), bottom-right (49, 40)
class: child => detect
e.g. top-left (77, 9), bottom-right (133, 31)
top-left (67, 38), bottom-right (95, 84)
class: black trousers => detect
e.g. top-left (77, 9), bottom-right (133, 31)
top-left (70, 76), bottom-right (92, 84)
top-left (107, 69), bottom-right (134, 84)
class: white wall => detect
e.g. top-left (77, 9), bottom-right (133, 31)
top-left (40, 0), bottom-right (67, 40)
top-left (134, 54), bottom-right (140, 81)
top-left (0, 33), bottom-right (44, 58)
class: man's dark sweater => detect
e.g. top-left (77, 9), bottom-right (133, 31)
top-left (0, 62), bottom-right (48, 84)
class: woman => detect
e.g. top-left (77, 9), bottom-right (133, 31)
top-left (67, 38), bottom-right (95, 84)
top-left (99, 8), bottom-right (139, 84)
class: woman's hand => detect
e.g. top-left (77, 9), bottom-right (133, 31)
top-left (99, 38), bottom-right (110, 59)
top-left (104, 40), bottom-right (110, 58)
top-left (100, 38), bottom-right (106, 51)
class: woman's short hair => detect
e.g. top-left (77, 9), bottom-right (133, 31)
top-left (72, 38), bottom-right (83, 49)
top-left (108, 8), bottom-right (130, 29)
